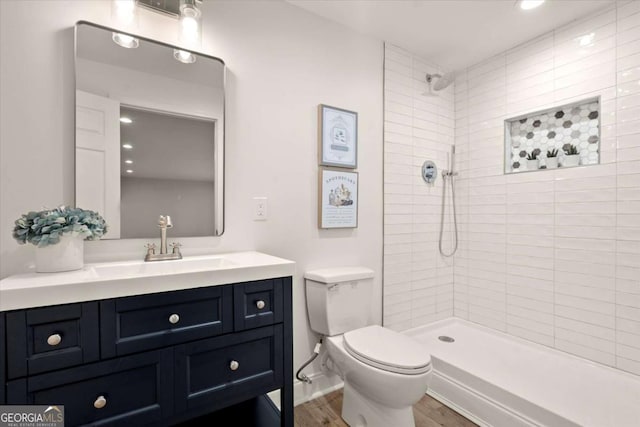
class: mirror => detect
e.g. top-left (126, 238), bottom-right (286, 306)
top-left (74, 22), bottom-right (224, 239)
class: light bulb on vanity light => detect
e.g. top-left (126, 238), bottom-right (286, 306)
top-left (179, 0), bottom-right (202, 47)
top-left (120, 116), bottom-right (133, 124)
top-left (112, 32), bottom-right (139, 49)
top-left (173, 49), bottom-right (197, 64)
top-left (112, 0), bottom-right (138, 27)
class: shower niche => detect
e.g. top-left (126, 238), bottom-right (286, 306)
top-left (504, 97), bottom-right (600, 174)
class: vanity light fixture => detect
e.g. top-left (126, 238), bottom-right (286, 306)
top-left (519, 0), bottom-right (544, 10)
top-left (173, 49), bottom-right (197, 64)
top-left (120, 116), bottom-right (133, 124)
top-left (122, 143), bottom-right (133, 150)
top-left (179, 0), bottom-right (202, 47)
top-left (111, 0), bottom-right (139, 48)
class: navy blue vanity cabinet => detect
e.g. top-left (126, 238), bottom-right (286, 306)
top-left (174, 324), bottom-right (283, 413)
top-left (7, 349), bottom-right (174, 426)
top-left (5, 303), bottom-right (100, 379)
top-left (100, 286), bottom-right (233, 358)
top-left (1, 276), bottom-right (294, 427)
top-left (234, 279), bottom-right (284, 330)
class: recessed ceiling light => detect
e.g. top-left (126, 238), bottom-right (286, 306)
top-left (122, 143), bottom-right (133, 150)
top-left (520, 0), bottom-right (544, 10)
top-left (577, 33), bottom-right (595, 47)
top-left (120, 117), bottom-right (133, 124)
top-left (125, 169), bottom-right (134, 174)
top-left (173, 49), bottom-right (197, 64)
top-left (112, 32), bottom-right (139, 49)
top-left (124, 159), bottom-right (133, 164)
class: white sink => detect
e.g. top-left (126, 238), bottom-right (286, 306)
top-left (0, 251), bottom-right (295, 311)
top-left (89, 255), bottom-right (236, 278)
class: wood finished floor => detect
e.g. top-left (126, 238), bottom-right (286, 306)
top-left (294, 389), bottom-right (478, 427)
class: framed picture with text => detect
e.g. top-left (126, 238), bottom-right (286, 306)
top-left (318, 168), bottom-right (358, 229)
top-left (318, 104), bottom-right (358, 169)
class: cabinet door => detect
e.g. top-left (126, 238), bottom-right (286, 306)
top-left (101, 285), bottom-right (232, 358)
top-left (234, 279), bottom-right (284, 331)
top-left (7, 349), bottom-right (173, 427)
top-left (174, 325), bottom-right (283, 414)
top-left (6, 303), bottom-right (99, 379)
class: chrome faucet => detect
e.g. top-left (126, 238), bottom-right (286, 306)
top-left (144, 215), bottom-right (182, 262)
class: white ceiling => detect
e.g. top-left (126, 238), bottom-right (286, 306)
top-left (287, 0), bottom-right (614, 71)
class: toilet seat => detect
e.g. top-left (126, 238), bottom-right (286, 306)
top-left (343, 325), bottom-right (432, 375)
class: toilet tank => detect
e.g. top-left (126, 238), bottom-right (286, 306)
top-left (305, 267), bottom-right (375, 336)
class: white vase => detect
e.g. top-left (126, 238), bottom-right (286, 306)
top-left (526, 159), bottom-right (539, 170)
top-left (563, 155), bottom-right (580, 167)
top-left (35, 234), bottom-right (84, 273)
top-left (546, 157), bottom-right (558, 169)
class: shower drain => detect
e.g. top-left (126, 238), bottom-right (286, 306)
top-left (438, 335), bottom-right (455, 343)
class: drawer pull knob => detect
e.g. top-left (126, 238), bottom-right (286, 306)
top-left (169, 314), bottom-right (180, 324)
top-left (94, 396), bottom-right (107, 409)
top-left (256, 300), bottom-right (266, 310)
top-left (47, 334), bottom-right (62, 346)
top-left (229, 360), bottom-right (239, 371)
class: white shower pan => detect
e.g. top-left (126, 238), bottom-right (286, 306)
top-left (406, 319), bottom-right (640, 427)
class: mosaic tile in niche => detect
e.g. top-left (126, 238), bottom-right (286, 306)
top-left (555, 111), bottom-right (565, 119)
top-left (526, 132), bottom-right (534, 139)
top-left (513, 161), bottom-right (520, 169)
top-left (588, 135), bottom-right (599, 143)
top-left (563, 120), bottom-right (573, 128)
top-left (519, 150), bottom-right (527, 158)
top-left (548, 131), bottom-right (556, 138)
top-left (533, 120), bottom-right (541, 127)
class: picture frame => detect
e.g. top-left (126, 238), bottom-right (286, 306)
top-left (318, 104), bottom-right (358, 169)
top-left (318, 168), bottom-right (358, 229)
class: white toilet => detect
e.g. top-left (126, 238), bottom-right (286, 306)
top-left (305, 267), bottom-right (432, 427)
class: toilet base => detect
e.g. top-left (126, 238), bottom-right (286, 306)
top-left (341, 382), bottom-right (416, 427)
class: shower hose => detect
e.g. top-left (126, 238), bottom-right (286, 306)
top-left (438, 172), bottom-right (458, 258)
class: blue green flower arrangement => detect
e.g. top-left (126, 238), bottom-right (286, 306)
top-left (12, 206), bottom-right (108, 248)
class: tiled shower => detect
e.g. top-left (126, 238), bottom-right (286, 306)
top-left (383, 45), bottom-right (456, 331)
top-left (384, 1), bottom-right (640, 376)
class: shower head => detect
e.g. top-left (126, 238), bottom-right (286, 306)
top-left (422, 72), bottom-right (455, 96)
top-left (433, 73), bottom-right (455, 91)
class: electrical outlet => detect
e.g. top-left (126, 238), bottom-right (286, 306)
top-left (253, 197), bottom-right (268, 221)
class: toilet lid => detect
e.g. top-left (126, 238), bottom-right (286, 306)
top-left (343, 325), bottom-right (432, 375)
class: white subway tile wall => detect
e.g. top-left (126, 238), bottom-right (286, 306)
top-left (453, 2), bottom-right (640, 375)
top-left (383, 44), bottom-right (456, 331)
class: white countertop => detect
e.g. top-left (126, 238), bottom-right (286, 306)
top-left (0, 251), bottom-right (296, 311)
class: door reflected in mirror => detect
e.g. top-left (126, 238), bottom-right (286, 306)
top-left (74, 22), bottom-right (225, 239)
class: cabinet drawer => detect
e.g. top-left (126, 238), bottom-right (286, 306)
top-left (6, 303), bottom-right (99, 379)
top-left (234, 279), bottom-right (283, 331)
top-left (6, 349), bottom-right (173, 427)
top-left (100, 286), bottom-right (233, 358)
top-left (175, 325), bottom-right (283, 413)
